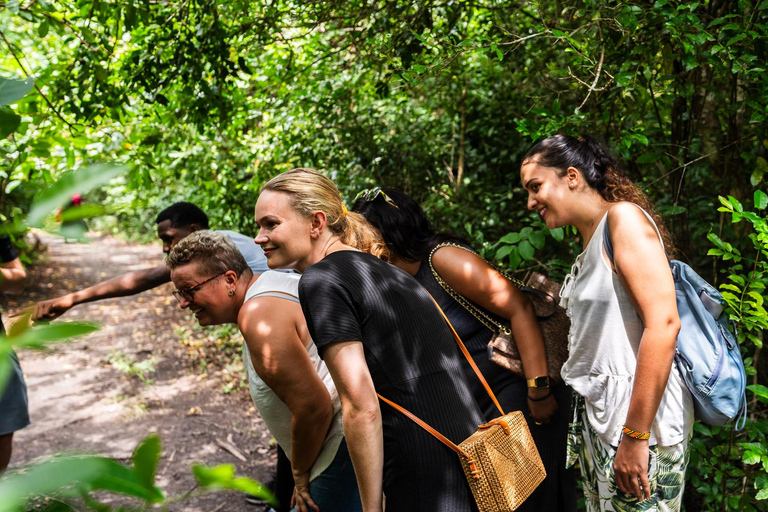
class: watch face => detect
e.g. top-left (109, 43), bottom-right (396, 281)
top-left (534, 376), bottom-right (549, 388)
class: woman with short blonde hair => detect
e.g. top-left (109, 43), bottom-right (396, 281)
top-left (167, 230), bottom-right (361, 512)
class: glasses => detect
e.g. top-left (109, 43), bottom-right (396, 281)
top-left (354, 187), bottom-right (399, 209)
top-left (172, 272), bottom-right (226, 303)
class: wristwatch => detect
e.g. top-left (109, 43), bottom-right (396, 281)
top-left (526, 376), bottom-right (550, 389)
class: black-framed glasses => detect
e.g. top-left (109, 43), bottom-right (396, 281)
top-left (354, 187), bottom-right (399, 208)
top-left (172, 271), bottom-right (226, 303)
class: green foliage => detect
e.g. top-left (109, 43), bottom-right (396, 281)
top-left (0, 312), bottom-right (99, 394)
top-left (108, 351), bottom-right (157, 385)
top-left (3, 0), bottom-right (768, 507)
top-left (687, 194), bottom-right (768, 509)
top-left (0, 435), bottom-right (272, 511)
top-left (192, 463), bottom-right (274, 499)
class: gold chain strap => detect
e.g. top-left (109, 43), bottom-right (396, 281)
top-left (428, 242), bottom-right (518, 336)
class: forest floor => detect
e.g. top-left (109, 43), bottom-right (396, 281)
top-left (4, 232), bottom-right (277, 511)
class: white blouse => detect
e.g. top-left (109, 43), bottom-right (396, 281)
top-left (559, 208), bottom-right (693, 447)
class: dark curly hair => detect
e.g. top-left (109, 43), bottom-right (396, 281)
top-left (524, 134), bottom-right (674, 255)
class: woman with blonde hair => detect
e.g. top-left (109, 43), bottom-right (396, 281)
top-left (254, 168), bottom-right (486, 512)
top-left (520, 135), bottom-right (693, 511)
top-left (166, 230), bottom-right (361, 512)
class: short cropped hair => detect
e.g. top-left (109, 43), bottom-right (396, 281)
top-left (166, 230), bottom-right (249, 278)
top-left (155, 202), bottom-right (210, 229)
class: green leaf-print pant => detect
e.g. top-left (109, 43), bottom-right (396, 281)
top-left (566, 394), bottom-right (689, 512)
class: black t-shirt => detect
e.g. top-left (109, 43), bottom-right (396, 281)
top-left (0, 237), bottom-right (18, 333)
top-left (299, 251), bottom-right (482, 512)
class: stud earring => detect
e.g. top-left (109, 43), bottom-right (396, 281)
top-left (228, 289), bottom-right (235, 296)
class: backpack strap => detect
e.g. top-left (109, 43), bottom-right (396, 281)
top-left (602, 203), bottom-right (667, 266)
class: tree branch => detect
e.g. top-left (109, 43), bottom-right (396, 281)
top-left (577, 44), bottom-right (605, 110)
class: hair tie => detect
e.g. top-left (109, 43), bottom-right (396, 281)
top-left (341, 203), bottom-right (348, 216)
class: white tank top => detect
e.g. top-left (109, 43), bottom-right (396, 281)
top-left (242, 271), bottom-right (343, 481)
top-left (559, 206), bottom-right (693, 446)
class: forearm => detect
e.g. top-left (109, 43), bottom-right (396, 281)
top-left (624, 324), bottom-right (679, 432)
top-left (343, 404), bottom-right (384, 512)
top-left (69, 267), bottom-right (170, 306)
top-left (290, 403), bottom-right (334, 475)
top-left (508, 299), bottom-right (548, 379)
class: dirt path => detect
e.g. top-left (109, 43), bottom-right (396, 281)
top-left (4, 233), bottom-right (276, 511)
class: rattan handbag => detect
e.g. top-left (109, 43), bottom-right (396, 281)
top-left (378, 297), bottom-right (546, 512)
top-left (428, 243), bottom-right (569, 381)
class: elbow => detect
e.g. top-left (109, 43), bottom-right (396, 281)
top-left (295, 397), bottom-right (334, 428)
top-left (647, 315), bottom-right (680, 353)
top-left (507, 291), bottom-right (537, 324)
top-left (342, 400), bottom-right (381, 428)
top-left (664, 311), bottom-right (681, 343)
top-left (669, 315), bottom-right (681, 339)
top-left (4, 273), bottom-right (26, 295)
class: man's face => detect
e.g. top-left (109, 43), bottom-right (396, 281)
top-left (157, 220), bottom-right (194, 254)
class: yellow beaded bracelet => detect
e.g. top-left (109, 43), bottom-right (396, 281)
top-left (622, 425), bottom-right (651, 440)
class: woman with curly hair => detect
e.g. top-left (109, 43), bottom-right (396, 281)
top-left (521, 135), bottom-right (694, 512)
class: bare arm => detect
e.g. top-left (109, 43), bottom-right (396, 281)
top-left (35, 264), bottom-right (171, 320)
top-left (322, 341), bottom-right (383, 512)
top-left (609, 203), bottom-right (681, 501)
top-left (238, 297), bottom-right (334, 512)
top-left (432, 246), bottom-right (557, 422)
top-left (0, 258), bottom-right (26, 295)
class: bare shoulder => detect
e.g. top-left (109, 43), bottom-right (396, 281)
top-left (238, 296), bottom-right (301, 342)
top-left (606, 201), bottom-right (656, 236)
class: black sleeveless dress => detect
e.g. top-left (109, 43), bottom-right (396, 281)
top-left (415, 250), bottom-right (577, 512)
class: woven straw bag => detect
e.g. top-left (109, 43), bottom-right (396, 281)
top-left (378, 296), bottom-right (546, 511)
top-left (429, 243), bottom-right (569, 381)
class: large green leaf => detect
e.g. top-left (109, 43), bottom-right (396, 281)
top-left (0, 107), bottom-right (21, 138)
top-left (0, 76), bottom-right (34, 106)
top-left (26, 163), bottom-right (127, 228)
top-left (754, 189), bottom-right (768, 210)
top-left (6, 321), bottom-right (100, 350)
top-left (132, 435), bottom-right (161, 489)
top-left (0, 454), bottom-right (163, 511)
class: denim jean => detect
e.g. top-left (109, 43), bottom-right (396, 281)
top-left (268, 438), bottom-right (362, 512)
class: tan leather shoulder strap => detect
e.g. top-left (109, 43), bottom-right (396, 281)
top-left (428, 294), bottom-right (505, 417)
top-left (376, 393), bottom-right (469, 459)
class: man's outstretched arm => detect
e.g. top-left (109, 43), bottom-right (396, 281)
top-left (35, 264), bottom-right (171, 320)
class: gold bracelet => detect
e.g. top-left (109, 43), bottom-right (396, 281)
top-left (622, 425), bottom-right (651, 440)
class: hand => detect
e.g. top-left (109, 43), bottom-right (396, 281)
top-left (291, 469), bottom-right (319, 512)
top-left (35, 295), bottom-right (74, 321)
top-left (614, 436), bottom-right (650, 502)
top-left (527, 388), bottom-right (558, 425)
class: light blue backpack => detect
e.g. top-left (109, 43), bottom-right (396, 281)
top-left (604, 222), bottom-right (747, 429)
